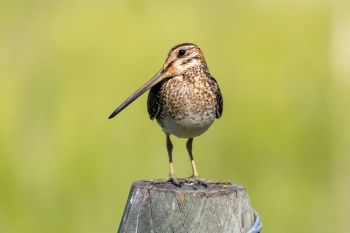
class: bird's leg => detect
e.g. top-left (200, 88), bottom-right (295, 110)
top-left (186, 138), bottom-right (198, 177)
top-left (167, 134), bottom-right (175, 176)
top-left (186, 138), bottom-right (208, 186)
top-left (166, 134), bottom-right (180, 186)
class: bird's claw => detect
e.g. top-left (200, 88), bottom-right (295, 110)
top-left (183, 176), bottom-right (208, 187)
top-left (167, 175), bottom-right (182, 187)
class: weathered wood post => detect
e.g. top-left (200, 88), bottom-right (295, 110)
top-left (118, 180), bottom-right (262, 233)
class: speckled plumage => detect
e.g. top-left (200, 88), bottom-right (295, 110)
top-left (148, 66), bottom-right (223, 138)
top-left (109, 43), bottom-right (223, 181)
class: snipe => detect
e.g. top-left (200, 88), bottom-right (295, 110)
top-left (109, 43), bottom-right (223, 185)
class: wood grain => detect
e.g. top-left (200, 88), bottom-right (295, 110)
top-left (118, 180), bottom-right (261, 233)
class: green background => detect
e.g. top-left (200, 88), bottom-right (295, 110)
top-left (1, 1), bottom-right (349, 232)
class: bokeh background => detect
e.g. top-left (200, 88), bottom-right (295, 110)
top-left (1, 0), bottom-right (350, 232)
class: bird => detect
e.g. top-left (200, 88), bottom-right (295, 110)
top-left (109, 43), bottom-right (223, 185)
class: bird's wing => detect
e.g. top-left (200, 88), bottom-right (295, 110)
top-left (147, 82), bottom-right (162, 120)
top-left (210, 76), bottom-right (223, 119)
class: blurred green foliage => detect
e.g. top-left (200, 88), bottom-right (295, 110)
top-left (1, 0), bottom-right (349, 232)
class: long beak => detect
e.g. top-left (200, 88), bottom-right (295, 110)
top-left (108, 69), bottom-right (166, 119)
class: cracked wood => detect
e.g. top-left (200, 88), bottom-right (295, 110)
top-left (118, 181), bottom-right (259, 233)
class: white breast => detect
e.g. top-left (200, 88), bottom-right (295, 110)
top-left (159, 115), bottom-right (215, 138)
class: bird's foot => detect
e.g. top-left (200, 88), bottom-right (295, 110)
top-left (166, 175), bottom-right (182, 187)
top-left (183, 176), bottom-right (208, 187)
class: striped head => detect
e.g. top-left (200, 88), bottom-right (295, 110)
top-left (162, 43), bottom-right (208, 77)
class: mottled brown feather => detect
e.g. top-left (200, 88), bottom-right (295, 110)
top-left (147, 81), bottom-right (162, 119)
top-left (210, 76), bottom-right (223, 118)
top-left (147, 43), bottom-right (223, 137)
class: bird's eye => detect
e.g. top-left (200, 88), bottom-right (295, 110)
top-left (178, 49), bottom-right (186, 57)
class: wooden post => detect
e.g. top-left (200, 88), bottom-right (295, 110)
top-left (118, 180), bottom-right (262, 233)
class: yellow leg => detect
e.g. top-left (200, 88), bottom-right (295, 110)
top-left (186, 138), bottom-right (199, 177)
top-left (191, 160), bottom-right (199, 177)
top-left (169, 162), bottom-right (175, 176)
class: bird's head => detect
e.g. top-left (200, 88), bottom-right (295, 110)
top-left (161, 43), bottom-right (208, 77)
top-left (109, 43), bottom-right (207, 119)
